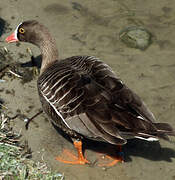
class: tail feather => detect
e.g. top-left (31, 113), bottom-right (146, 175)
top-left (152, 122), bottom-right (175, 142)
top-left (154, 123), bottom-right (175, 136)
top-left (121, 122), bottom-right (175, 142)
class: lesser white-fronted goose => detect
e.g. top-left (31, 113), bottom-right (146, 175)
top-left (6, 20), bottom-right (175, 166)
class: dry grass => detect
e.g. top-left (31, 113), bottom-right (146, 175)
top-left (0, 112), bottom-right (64, 180)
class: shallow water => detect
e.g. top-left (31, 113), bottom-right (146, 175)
top-left (1, 0), bottom-right (175, 179)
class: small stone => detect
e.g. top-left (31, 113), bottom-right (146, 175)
top-left (102, 167), bottom-right (107, 171)
top-left (24, 118), bottom-right (29, 123)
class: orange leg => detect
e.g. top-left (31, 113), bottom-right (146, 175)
top-left (97, 145), bottom-right (124, 167)
top-left (55, 140), bottom-right (90, 165)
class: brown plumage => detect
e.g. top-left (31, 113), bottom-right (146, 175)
top-left (6, 20), bottom-right (175, 165)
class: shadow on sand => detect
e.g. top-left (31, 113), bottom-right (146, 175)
top-left (52, 124), bottom-right (175, 164)
top-left (20, 55), bottom-right (42, 69)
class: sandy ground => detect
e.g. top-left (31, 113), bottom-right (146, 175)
top-left (0, 0), bottom-right (175, 179)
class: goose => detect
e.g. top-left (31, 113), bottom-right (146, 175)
top-left (6, 20), bottom-right (175, 166)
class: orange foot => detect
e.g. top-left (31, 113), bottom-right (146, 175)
top-left (55, 140), bottom-right (90, 165)
top-left (97, 146), bottom-right (124, 167)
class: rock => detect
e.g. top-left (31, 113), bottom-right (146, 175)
top-left (119, 26), bottom-right (152, 50)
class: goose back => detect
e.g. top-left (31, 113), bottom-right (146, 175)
top-left (38, 55), bottom-right (161, 145)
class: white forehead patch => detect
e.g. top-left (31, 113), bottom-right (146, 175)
top-left (14, 22), bottom-right (22, 40)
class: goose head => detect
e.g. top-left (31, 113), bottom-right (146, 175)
top-left (6, 20), bottom-right (50, 47)
top-left (6, 20), bottom-right (59, 74)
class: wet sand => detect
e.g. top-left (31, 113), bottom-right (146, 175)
top-left (0, 0), bottom-right (175, 179)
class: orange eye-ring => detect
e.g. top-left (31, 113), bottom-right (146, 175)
top-left (19, 27), bottom-right (25, 34)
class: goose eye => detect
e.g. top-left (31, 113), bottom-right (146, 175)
top-left (19, 27), bottom-right (25, 34)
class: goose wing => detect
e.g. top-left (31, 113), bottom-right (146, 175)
top-left (38, 56), bottom-right (157, 145)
